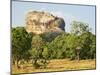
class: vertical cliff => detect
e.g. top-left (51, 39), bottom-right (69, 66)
top-left (26, 11), bottom-right (65, 34)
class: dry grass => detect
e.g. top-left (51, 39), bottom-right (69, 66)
top-left (12, 59), bottom-right (96, 74)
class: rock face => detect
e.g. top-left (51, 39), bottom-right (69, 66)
top-left (26, 11), bottom-right (65, 34)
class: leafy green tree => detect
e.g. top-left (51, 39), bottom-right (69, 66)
top-left (48, 33), bottom-right (70, 59)
top-left (29, 48), bottom-right (40, 68)
top-left (30, 35), bottom-right (44, 68)
top-left (66, 34), bottom-right (80, 60)
top-left (70, 21), bottom-right (95, 60)
top-left (42, 46), bottom-right (49, 68)
top-left (42, 46), bottom-right (49, 59)
top-left (80, 32), bottom-right (96, 59)
top-left (12, 27), bottom-right (32, 68)
top-left (90, 35), bottom-right (96, 59)
top-left (72, 34), bottom-right (95, 60)
top-left (30, 35), bottom-right (50, 68)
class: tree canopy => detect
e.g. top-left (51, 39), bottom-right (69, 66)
top-left (12, 21), bottom-right (96, 69)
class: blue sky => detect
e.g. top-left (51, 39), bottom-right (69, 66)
top-left (12, 1), bottom-right (96, 34)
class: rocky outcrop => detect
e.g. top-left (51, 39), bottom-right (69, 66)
top-left (25, 11), bottom-right (65, 34)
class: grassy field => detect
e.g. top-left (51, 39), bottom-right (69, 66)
top-left (12, 59), bottom-right (96, 74)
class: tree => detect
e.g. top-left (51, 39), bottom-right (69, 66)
top-left (30, 35), bottom-right (50, 68)
top-left (42, 46), bottom-right (49, 68)
top-left (71, 21), bottom-right (89, 35)
top-left (42, 46), bottom-right (49, 59)
top-left (90, 35), bottom-right (96, 59)
top-left (79, 32), bottom-right (96, 59)
top-left (30, 35), bottom-right (44, 68)
top-left (29, 48), bottom-right (40, 68)
top-left (12, 27), bottom-right (32, 68)
top-left (70, 21), bottom-right (96, 60)
top-left (48, 33), bottom-right (73, 59)
top-left (66, 34), bottom-right (81, 60)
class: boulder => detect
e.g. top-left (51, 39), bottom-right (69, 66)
top-left (25, 11), bottom-right (65, 34)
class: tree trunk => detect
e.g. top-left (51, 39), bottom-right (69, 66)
top-left (15, 59), bottom-right (20, 69)
top-left (34, 59), bottom-right (37, 64)
top-left (77, 52), bottom-right (80, 62)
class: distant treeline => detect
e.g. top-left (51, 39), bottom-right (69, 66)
top-left (12, 21), bottom-right (96, 69)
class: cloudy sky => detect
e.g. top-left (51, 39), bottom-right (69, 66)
top-left (12, 0), bottom-right (96, 34)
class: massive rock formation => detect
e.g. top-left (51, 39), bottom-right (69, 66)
top-left (25, 11), bottom-right (65, 34)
